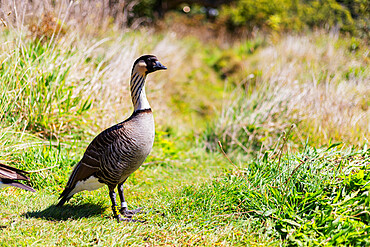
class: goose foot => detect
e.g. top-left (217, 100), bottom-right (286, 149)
top-left (115, 213), bottom-right (146, 223)
top-left (120, 207), bottom-right (144, 217)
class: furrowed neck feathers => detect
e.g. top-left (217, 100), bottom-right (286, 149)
top-left (130, 69), bottom-right (150, 112)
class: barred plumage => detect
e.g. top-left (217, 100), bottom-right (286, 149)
top-left (0, 163), bottom-right (35, 192)
top-left (57, 55), bottom-right (166, 222)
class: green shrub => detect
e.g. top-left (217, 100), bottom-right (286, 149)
top-left (219, 0), bottom-right (356, 33)
top-left (219, 0), bottom-right (298, 31)
top-left (337, 0), bottom-right (369, 37)
top-left (300, 0), bottom-right (355, 33)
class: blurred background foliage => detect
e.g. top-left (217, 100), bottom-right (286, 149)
top-left (112, 0), bottom-right (368, 38)
top-left (0, 0), bottom-right (368, 38)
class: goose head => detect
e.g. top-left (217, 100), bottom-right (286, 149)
top-left (132, 55), bottom-right (167, 75)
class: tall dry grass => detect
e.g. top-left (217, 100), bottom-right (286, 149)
top-left (211, 32), bottom-right (369, 153)
top-left (0, 0), bottom-right (142, 33)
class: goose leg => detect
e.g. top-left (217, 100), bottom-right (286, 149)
top-left (109, 189), bottom-right (125, 222)
top-left (117, 182), bottom-right (143, 217)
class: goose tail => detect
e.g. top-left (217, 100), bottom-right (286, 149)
top-left (2, 181), bottom-right (36, 192)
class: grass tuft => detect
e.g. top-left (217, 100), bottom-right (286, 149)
top-left (162, 144), bottom-right (370, 245)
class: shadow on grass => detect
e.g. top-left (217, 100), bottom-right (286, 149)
top-left (23, 203), bottom-right (107, 221)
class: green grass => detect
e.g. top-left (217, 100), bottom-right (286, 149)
top-left (173, 144), bottom-right (370, 246)
top-left (0, 16), bottom-right (369, 246)
top-left (0, 138), bottom-right (236, 246)
top-left (1, 140), bottom-right (368, 246)
top-left (0, 39), bottom-right (92, 139)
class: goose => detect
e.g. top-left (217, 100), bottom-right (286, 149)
top-left (0, 163), bottom-right (35, 192)
top-left (57, 55), bottom-right (167, 222)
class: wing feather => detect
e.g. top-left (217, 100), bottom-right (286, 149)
top-left (63, 122), bottom-right (126, 189)
top-left (0, 163), bottom-right (29, 181)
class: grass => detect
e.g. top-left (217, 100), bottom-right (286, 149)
top-left (0, 8), bottom-right (369, 246)
top-left (1, 140), bottom-right (368, 246)
top-left (0, 141), bottom-right (235, 246)
top-left (205, 32), bottom-right (369, 155)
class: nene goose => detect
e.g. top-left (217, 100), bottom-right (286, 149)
top-left (0, 163), bottom-right (35, 192)
top-left (57, 55), bottom-right (166, 222)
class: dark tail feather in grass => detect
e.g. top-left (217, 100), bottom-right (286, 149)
top-left (0, 163), bottom-right (35, 192)
top-left (0, 163), bottom-right (30, 178)
top-left (3, 180), bottom-right (36, 192)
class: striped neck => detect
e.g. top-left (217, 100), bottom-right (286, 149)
top-left (130, 71), bottom-right (150, 112)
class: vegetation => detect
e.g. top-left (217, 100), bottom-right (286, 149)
top-left (219, 0), bottom-right (356, 33)
top-left (0, 1), bottom-right (369, 246)
top-left (204, 33), bottom-right (369, 155)
top-left (167, 144), bottom-right (370, 245)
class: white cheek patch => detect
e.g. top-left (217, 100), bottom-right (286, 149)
top-left (136, 60), bottom-right (147, 74)
top-left (138, 61), bottom-right (146, 67)
top-left (68, 176), bottom-right (104, 198)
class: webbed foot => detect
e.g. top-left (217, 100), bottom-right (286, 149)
top-left (120, 207), bottom-right (144, 218)
top-left (115, 213), bottom-right (145, 223)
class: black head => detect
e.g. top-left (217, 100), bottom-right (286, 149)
top-left (132, 55), bottom-right (167, 75)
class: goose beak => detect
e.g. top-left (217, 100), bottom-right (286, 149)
top-left (153, 61), bottom-right (167, 70)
